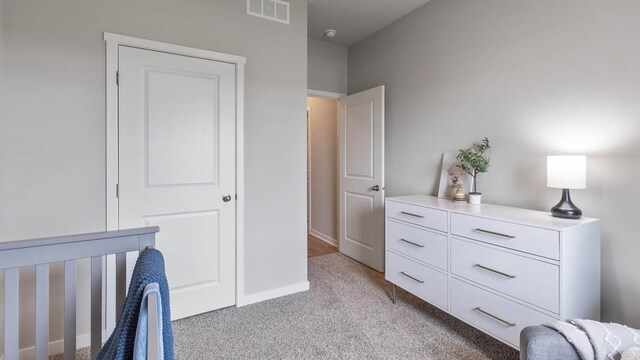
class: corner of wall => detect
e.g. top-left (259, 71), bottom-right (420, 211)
top-left (0, 0), bottom-right (5, 241)
top-left (307, 38), bottom-right (348, 94)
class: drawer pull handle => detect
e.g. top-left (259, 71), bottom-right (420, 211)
top-left (400, 271), bottom-right (425, 283)
top-left (474, 307), bottom-right (516, 327)
top-left (474, 264), bottom-right (517, 279)
top-left (475, 228), bottom-right (516, 239)
top-left (400, 238), bottom-right (425, 248)
top-left (400, 211), bottom-right (425, 218)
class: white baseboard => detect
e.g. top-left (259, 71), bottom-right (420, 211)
top-left (17, 332), bottom-right (91, 360)
top-left (237, 281), bottom-right (310, 307)
top-left (308, 229), bottom-right (338, 247)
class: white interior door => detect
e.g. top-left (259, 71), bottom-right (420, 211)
top-left (338, 86), bottom-right (385, 272)
top-left (118, 45), bottom-right (236, 320)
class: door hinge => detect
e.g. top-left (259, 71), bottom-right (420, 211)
top-left (235, 194), bottom-right (238, 200)
top-left (116, 71), bottom-right (119, 86)
top-left (116, 184), bottom-right (119, 198)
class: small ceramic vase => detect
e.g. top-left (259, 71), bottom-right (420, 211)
top-left (468, 193), bottom-right (482, 205)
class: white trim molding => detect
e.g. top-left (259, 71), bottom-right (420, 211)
top-left (307, 89), bottom-right (346, 100)
top-left (306, 90), bottom-right (341, 250)
top-left (237, 281), bottom-right (310, 307)
top-left (103, 32), bottom-right (248, 313)
top-left (103, 33), bottom-right (246, 65)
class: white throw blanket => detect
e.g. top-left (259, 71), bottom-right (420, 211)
top-left (544, 319), bottom-right (640, 360)
top-left (133, 283), bottom-right (164, 360)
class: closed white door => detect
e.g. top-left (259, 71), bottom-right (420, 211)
top-left (118, 45), bottom-right (236, 319)
top-left (338, 86), bottom-right (385, 272)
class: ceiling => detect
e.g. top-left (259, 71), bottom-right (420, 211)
top-left (307, 0), bottom-right (432, 47)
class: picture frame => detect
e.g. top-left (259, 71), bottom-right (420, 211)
top-left (437, 152), bottom-right (472, 199)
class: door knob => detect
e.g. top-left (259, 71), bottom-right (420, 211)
top-left (222, 194), bottom-right (232, 202)
top-left (372, 185), bottom-right (382, 191)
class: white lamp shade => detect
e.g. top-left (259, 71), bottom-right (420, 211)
top-left (547, 155), bottom-right (587, 189)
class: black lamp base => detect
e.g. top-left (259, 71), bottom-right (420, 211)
top-left (551, 189), bottom-right (582, 219)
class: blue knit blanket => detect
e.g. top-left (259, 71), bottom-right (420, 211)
top-left (98, 248), bottom-right (174, 360)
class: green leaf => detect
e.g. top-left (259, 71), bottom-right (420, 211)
top-left (456, 137), bottom-right (491, 179)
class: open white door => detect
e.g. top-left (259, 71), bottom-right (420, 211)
top-left (118, 45), bottom-right (237, 319)
top-left (338, 86), bottom-right (385, 272)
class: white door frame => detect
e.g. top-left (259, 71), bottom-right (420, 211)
top-left (308, 89), bottom-right (345, 100)
top-left (306, 89), bottom-right (345, 247)
top-left (104, 33), bottom-right (247, 313)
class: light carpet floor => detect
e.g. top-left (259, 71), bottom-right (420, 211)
top-left (53, 253), bottom-right (519, 359)
top-left (172, 253), bottom-right (519, 359)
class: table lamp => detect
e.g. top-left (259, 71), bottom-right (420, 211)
top-left (547, 155), bottom-right (586, 219)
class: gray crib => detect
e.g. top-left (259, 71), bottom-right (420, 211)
top-left (0, 227), bottom-right (160, 360)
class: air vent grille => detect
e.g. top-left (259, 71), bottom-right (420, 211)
top-left (247, 0), bottom-right (290, 24)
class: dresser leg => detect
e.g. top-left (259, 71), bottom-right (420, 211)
top-left (391, 284), bottom-right (397, 304)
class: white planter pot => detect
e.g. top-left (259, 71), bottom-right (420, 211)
top-left (468, 193), bottom-right (482, 205)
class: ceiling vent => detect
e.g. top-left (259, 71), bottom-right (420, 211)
top-left (247, 0), bottom-right (290, 24)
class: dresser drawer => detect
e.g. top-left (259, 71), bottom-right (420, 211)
top-left (450, 278), bottom-right (556, 348)
top-left (450, 213), bottom-right (559, 260)
top-left (451, 238), bottom-right (559, 313)
top-left (386, 220), bottom-right (448, 271)
top-left (386, 201), bottom-right (448, 232)
top-left (386, 251), bottom-right (448, 310)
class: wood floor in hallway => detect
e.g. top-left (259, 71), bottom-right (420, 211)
top-left (308, 234), bottom-right (338, 258)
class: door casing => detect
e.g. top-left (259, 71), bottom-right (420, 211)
top-left (306, 89), bottom-right (346, 248)
top-left (104, 33), bottom-right (246, 332)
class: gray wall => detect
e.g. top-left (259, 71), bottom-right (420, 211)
top-left (308, 38), bottom-right (348, 94)
top-left (308, 97), bottom-right (338, 244)
top-left (0, 0), bottom-right (4, 238)
top-left (349, 0), bottom-right (640, 327)
top-left (0, 0), bottom-right (4, 348)
top-left (1, 0), bottom-right (307, 349)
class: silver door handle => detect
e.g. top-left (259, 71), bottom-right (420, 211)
top-left (474, 307), bottom-right (516, 327)
top-left (475, 228), bottom-right (516, 239)
top-left (222, 194), bottom-right (232, 202)
top-left (474, 264), bottom-right (516, 279)
top-left (400, 271), bottom-right (424, 283)
top-left (400, 238), bottom-right (425, 248)
top-left (372, 185), bottom-right (384, 191)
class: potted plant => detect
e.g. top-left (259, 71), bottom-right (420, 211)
top-left (457, 137), bottom-right (491, 204)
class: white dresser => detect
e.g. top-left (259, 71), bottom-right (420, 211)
top-left (385, 195), bottom-right (600, 349)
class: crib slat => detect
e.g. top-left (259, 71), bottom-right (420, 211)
top-left (36, 263), bottom-right (50, 360)
top-left (91, 256), bottom-right (103, 360)
top-left (4, 267), bottom-right (20, 360)
top-left (116, 252), bottom-right (127, 319)
top-left (64, 260), bottom-right (77, 360)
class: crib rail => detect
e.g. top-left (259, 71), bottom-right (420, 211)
top-left (0, 226), bottom-right (159, 360)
